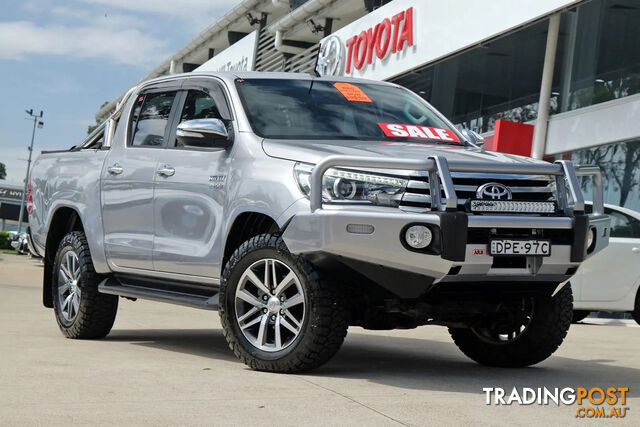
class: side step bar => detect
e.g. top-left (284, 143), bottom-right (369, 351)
top-left (98, 278), bottom-right (219, 310)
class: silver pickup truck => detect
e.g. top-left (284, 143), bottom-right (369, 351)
top-left (29, 72), bottom-right (610, 372)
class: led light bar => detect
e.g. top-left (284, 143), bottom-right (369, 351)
top-left (470, 200), bottom-right (556, 213)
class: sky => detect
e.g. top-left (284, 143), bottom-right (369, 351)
top-left (0, 0), bottom-right (241, 185)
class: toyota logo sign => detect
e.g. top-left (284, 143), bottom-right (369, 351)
top-left (476, 183), bottom-right (512, 200)
top-left (315, 6), bottom-right (414, 77)
top-left (316, 35), bottom-right (344, 76)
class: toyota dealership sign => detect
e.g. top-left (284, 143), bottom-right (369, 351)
top-left (317, 7), bottom-right (414, 77)
top-left (317, 5), bottom-right (414, 79)
top-left (316, 0), bottom-right (580, 81)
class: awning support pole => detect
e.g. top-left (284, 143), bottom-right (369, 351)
top-left (531, 13), bottom-right (561, 159)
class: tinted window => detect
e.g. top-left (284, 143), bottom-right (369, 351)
top-left (175, 91), bottom-right (221, 147)
top-left (131, 92), bottom-right (177, 147)
top-left (607, 209), bottom-right (640, 238)
top-left (235, 79), bottom-right (461, 143)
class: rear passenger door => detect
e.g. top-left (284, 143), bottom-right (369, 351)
top-left (102, 84), bottom-right (180, 271)
top-left (152, 79), bottom-right (233, 278)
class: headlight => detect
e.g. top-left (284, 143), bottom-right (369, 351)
top-left (294, 163), bottom-right (407, 207)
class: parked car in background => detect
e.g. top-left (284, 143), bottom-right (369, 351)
top-left (572, 203), bottom-right (640, 324)
top-left (10, 232), bottom-right (30, 255)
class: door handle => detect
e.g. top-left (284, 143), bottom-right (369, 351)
top-left (157, 165), bottom-right (175, 177)
top-left (632, 247), bottom-right (640, 254)
top-left (107, 164), bottom-right (123, 175)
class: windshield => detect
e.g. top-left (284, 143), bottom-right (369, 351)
top-left (235, 78), bottom-right (463, 144)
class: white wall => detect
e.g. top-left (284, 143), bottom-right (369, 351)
top-left (318, 0), bottom-right (581, 81)
top-left (545, 93), bottom-right (640, 154)
top-left (196, 31), bottom-right (257, 72)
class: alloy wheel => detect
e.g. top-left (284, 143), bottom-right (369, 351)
top-left (234, 258), bottom-right (306, 352)
top-left (57, 250), bottom-right (82, 323)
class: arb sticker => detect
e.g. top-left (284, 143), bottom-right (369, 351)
top-left (378, 123), bottom-right (460, 142)
top-left (333, 82), bottom-right (372, 102)
top-left (472, 248), bottom-right (486, 256)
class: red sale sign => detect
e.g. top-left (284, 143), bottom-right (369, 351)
top-left (378, 123), bottom-right (461, 142)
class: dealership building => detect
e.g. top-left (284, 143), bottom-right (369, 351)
top-left (96, 0), bottom-right (640, 210)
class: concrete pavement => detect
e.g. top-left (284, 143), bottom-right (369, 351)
top-left (1, 252), bottom-right (638, 426)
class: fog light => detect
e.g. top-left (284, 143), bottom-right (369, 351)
top-left (405, 225), bottom-right (432, 249)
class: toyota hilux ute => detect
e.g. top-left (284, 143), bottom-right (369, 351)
top-left (29, 72), bottom-right (610, 372)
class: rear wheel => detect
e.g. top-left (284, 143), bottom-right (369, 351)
top-left (449, 285), bottom-right (573, 367)
top-left (219, 234), bottom-right (348, 372)
top-left (52, 231), bottom-right (118, 339)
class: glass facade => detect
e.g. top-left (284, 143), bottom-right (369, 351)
top-left (570, 140), bottom-right (640, 210)
top-left (393, 19), bottom-right (564, 133)
top-left (563, 0), bottom-right (640, 112)
top-left (392, 0), bottom-right (640, 134)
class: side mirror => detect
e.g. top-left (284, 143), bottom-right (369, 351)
top-left (176, 118), bottom-right (231, 149)
top-left (460, 129), bottom-right (485, 147)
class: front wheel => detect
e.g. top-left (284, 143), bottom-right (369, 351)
top-left (449, 285), bottom-right (573, 367)
top-left (572, 310), bottom-right (590, 323)
top-left (632, 289), bottom-right (640, 326)
top-left (219, 234), bottom-right (348, 372)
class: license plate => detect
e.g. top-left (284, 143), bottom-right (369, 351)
top-left (489, 239), bottom-right (551, 256)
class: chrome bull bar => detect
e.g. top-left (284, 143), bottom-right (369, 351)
top-left (309, 155), bottom-right (605, 216)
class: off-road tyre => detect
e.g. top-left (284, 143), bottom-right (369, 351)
top-left (52, 231), bottom-right (118, 339)
top-left (572, 310), bottom-right (591, 323)
top-left (449, 285), bottom-right (573, 367)
top-left (632, 289), bottom-right (640, 326)
top-left (219, 233), bottom-right (348, 372)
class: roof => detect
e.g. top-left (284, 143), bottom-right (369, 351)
top-left (140, 70), bottom-right (400, 87)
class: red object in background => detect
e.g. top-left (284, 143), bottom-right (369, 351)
top-left (484, 119), bottom-right (534, 157)
top-left (26, 172), bottom-right (34, 215)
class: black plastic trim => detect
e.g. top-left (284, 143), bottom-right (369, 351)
top-left (438, 212), bottom-right (468, 261)
top-left (571, 214), bottom-right (589, 262)
top-left (98, 277), bottom-right (219, 310)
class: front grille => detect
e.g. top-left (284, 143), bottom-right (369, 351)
top-left (399, 174), bottom-right (555, 213)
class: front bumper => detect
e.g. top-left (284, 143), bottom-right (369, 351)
top-left (282, 207), bottom-right (610, 284)
top-left (283, 155), bottom-right (610, 285)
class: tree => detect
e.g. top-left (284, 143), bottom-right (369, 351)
top-left (0, 162), bottom-right (6, 180)
top-left (575, 141), bottom-right (640, 207)
top-left (87, 119), bottom-right (102, 135)
top-left (87, 101), bottom-right (110, 134)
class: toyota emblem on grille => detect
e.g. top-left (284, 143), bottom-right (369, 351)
top-left (476, 182), bottom-right (512, 200)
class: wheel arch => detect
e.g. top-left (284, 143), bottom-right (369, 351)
top-left (42, 207), bottom-right (85, 308)
top-left (222, 211), bottom-right (279, 271)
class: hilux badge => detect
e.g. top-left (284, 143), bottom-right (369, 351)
top-left (209, 175), bottom-right (226, 189)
